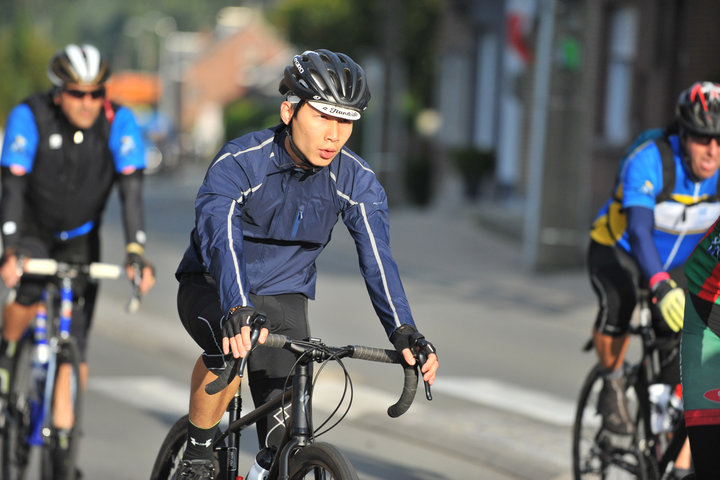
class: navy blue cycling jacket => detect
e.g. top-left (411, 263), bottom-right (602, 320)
top-left (176, 124), bottom-right (415, 337)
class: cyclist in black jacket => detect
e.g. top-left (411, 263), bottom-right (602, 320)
top-left (173, 49), bottom-right (438, 478)
top-left (0, 43), bottom-right (155, 476)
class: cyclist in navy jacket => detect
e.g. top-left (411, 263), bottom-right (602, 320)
top-left (174, 49), bottom-right (438, 476)
top-left (0, 44), bottom-right (155, 475)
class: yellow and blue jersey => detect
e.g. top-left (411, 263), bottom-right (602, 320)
top-left (590, 134), bottom-right (720, 272)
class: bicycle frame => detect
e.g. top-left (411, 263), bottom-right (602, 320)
top-left (631, 293), bottom-right (687, 476)
top-left (25, 268), bottom-right (86, 450)
top-left (575, 289), bottom-right (688, 479)
top-left (214, 387), bottom-right (293, 479)
top-left (211, 356), bottom-right (325, 478)
top-left (12, 260), bottom-right (130, 458)
top-left (198, 334), bottom-right (424, 480)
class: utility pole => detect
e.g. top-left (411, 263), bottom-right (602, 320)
top-left (523, 0), bottom-right (596, 271)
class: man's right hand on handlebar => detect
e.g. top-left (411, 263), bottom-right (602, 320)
top-left (390, 324), bottom-right (438, 385)
top-left (222, 306), bottom-right (269, 359)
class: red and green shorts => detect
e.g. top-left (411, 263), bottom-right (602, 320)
top-left (681, 291), bottom-right (720, 427)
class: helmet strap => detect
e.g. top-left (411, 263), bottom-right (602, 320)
top-left (679, 128), bottom-right (701, 182)
top-left (285, 101), bottom-right (322, 172)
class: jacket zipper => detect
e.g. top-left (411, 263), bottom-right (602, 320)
top-left (291, 205), bottom-right (304, 237)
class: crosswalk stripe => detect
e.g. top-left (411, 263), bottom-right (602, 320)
top-left (89, 376), bottom-right (189, 417)
top-left (89, 375), bottom-right (575, 427)
top-left (433, 376), bottom-right (575, 426)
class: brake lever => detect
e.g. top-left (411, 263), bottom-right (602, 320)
top-left (416, 349), bottom-right (433, 401)
top-left (237, 314), bottom-right (267, 378)
top-left (237, 326), bottom-right (261, 378)
top-left (16, 254), bottom-right (26, 279)
top-left (126, 262), bottom-right (142, 314)
top-left (412, 335), bottom-right (433, 401)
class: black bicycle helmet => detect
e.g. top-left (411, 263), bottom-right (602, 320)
top-left (676, 81), bottom-right (720, 136)
top-left (47, 44), bottom-right (111, 87)
top-left (279, 49), bottom-right (370, 120)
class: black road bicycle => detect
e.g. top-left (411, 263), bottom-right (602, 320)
top-left (151, 322), bottom-right (433, 480)
top-left (572, 290), bottom-right (688, 480)
top-left (0, 258), bottom-right (140, 480)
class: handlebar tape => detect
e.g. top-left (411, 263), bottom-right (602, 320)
top-left (205, 333), bottom-right (419, 417)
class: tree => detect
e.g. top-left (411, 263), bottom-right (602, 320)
top-left (0, 16), bottom-right (56, 122)
top-left (268, 0), bottom-right (442, 205)
top-left (268, 0), bottom-right (441, 113)
top-left (0, 0), bottom-right (231, 124)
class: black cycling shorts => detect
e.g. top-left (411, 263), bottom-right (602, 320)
top-left (177, 272), bottom-right (310, 447)
top-left (176, 272), bottom-right (309, 379)
top-left (587, 240), bottom-right (684, 337)
top-left (587, 240), bottom-right (682, 383)
top-left (12, 229), bottom-right (101, 361)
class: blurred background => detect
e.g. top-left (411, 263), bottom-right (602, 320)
top-left (2, 0), bottom-right (720, 270)
top-left (5, 2), bottom-right (720, 477)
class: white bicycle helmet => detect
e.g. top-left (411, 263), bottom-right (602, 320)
top-left (47, 44), bottom-right (111, 87)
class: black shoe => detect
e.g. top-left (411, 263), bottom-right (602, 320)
top-left (666, 467), bottom-right (693, 480)
top-left (52, 428), bottom-right (83, 480)
top-left (174, 459), bottom-right (216, 479)
top-left (598, 376), bottom-right (635, 435)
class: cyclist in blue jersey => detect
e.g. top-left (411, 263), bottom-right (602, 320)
top-left (587, 82), bottom-right (720, 473)
top-left (173, 49), bottom-right (439, 478)
top-left (0, 43), bottom-right (155, 476)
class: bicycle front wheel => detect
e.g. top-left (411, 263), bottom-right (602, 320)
top-left (572, 363), bottom-right (652, 480)
top-left (40, 339), bottom-right (83, 480)
top-left (288, 443), bottom-right (359, 480)
top-left (1, 335), bottom-right (34, 480)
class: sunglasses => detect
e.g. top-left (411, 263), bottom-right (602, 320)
top-left (63, 88), bottom-right (106, 100)
top-left (688, 133), bottom-right (720, 146)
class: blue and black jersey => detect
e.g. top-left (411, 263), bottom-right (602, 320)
top-left (0, 91), bottom-right (146, 249)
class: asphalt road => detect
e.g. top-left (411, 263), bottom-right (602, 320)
top-left (5, 164), bottom-right (601, 479)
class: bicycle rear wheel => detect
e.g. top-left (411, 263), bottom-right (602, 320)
top-left (572, 364), bottom-right (653, 480)
top-left (1, 335), bottom-right (34, 480)
top-left (40, 339), bottom-right (83, 480)
top-left (288, 443), bottom-right (359, 480)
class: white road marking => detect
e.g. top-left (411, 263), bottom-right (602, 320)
top-left (88, 376), bottom-right (189, 417)
top-left (89, 375), bottom-right (574, 427)
top-left (433, 376), bottom-right (575, 426)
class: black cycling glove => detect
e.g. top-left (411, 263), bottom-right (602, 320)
top-left (390, 324), bottom-right (437, 359)
top-left (125, 252), bottom-right (155, 275)
top-left (222, 307), bottom-right (266, 339)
